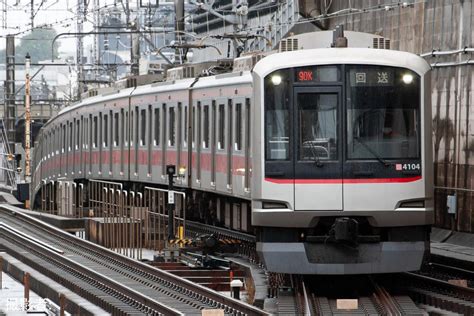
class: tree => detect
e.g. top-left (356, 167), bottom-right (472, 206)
top-left (0, 28), bottom-right (61, 63)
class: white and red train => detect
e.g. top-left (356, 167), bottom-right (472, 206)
top-left (32, 45), bottom-right (433, 274)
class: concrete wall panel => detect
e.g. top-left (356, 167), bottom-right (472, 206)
top-left (321, 0), bottom-right (474, 232)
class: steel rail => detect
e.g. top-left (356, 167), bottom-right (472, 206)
top-left (402, 272), bottom-right (474, 302)
top-left (0, 224), bottom-right (182, 315)
top-left (400, 272), bottom-right (474, 314)
top-left (371, 279), bottom-right (404, 315)
top-left (0, 204), bottom-right (268, 316)
top-left (403, 272), bottom-right (474, 300)
top-left (0, 222), bottom-right (64, 254)
top-left (426, 262), bottom-right (474, 281)
top-left (185, 219), bottom-right (256, 243)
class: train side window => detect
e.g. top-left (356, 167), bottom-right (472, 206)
top-left (148, 105), bottom-right (152, 148)
top-left (114, 112), bottom-right (119, 147)
top-left (140, 109), bottom-right (146, 146)
top-left (62, 124), bottom-right (66, 152)
top-left (46, 133), bottom-right (49, 158)
top-left (203, 105), bottom-right (209, 149)
top-left (183, 106), bottom-right (188, 147)
top-left (53, 127), bottom-right (56, 155)
top-left (218, 103), bottom-right (225, 150)
top-left (65, 122), bottom-right (68, 152)
top-left (109, 111), bottom-right (113, 148)
top-left (135, 107), bottom-right (139, 147)
top-left (130, 111), bottom-right (133, 146)
top-left (69, 122), bottom-right (73, 152)
top-left (120, 110), bottom-right (124, 147)
top-left (88, 115), bottom-right (92, 150)
top-left (245, 98), bottom-right (251, 189)
top-left (83, 118), bottom-right (87, 149)
top-left (192, 106), bottom-right (196, 148)
top-left (99, 113), bottom-right (103, 150)
top-left (57, 126), bottom-right (59, 154)
top-left (245, 98), bottom-right (251, 150)
top-left (197, 103), bottom-right (202, 150)
top-left (52, 131), bottom-right (54, 155)
top-left (162, 103), bottom-right (167, 149)
top-left (76, 119), bottom-right (80, 150)
top-left (212, 101), bottom-right (216, 149)
top-left (93, 116), bottom-right (98, 148)
top-left (235, 103), bottom-right (242, 151)
top-left (104, 114), bottom-right (108, 148)
top-left (50, 132), bottom-right (53, 156)
top-left (169, 107), bottom-right (175, 147)
top-left (51, 131), bottom-right (54, 156)
top-left (265, 70), bottom-right (291, 161)
top-left (177, 102), bottom-right (182, 148)
top-left (125, 111), bottom-right (129, 146)
top-left (55, 127), bottom-right (58, 154)
top-left (154, 108), bottom-right (160, 146)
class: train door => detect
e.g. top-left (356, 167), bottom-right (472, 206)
top-left (161, 103), bottom-right (167, 182)
top-left (293, 87), bottom-right (343, 210)
top-left (196, 102), bottom-right (202, 187)
top-left (109, 110), bottom-right (114, 178)
top-left (134, 106), bottom-right (140, 178)
top-left (215, 98), bottom-right (227, 192)
top-left (77, 117), bottom-right (82, 176)
top-left (210, 101), bottom-right (217, 189)
top-left (226, 99), bottom-right (233, 193)
top-left (99, 112), bottom-right (103, 176)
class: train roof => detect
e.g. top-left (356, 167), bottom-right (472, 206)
top-left (53, 48), bottom-right (428, 124)
top-left (253, 47), bottom-right (431, 78)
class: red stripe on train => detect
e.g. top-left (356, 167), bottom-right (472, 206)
top-left (265, 176), bottom-right (422, 184)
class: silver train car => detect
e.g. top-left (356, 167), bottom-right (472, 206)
top-left (32, 47), bottom-right (433, 275)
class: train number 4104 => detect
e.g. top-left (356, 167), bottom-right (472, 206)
top-left (395, 163), bottom-right (421, 171)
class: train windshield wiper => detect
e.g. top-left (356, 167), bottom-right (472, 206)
top-left (354, 137), bottom-right (389, 167)
top-left (306, 141), bottom-right (323, 167)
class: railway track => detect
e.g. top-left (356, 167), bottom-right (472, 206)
top-left (274, 275), bottom-right (423, 315)
top-left (0, 204), bottom-right (268, 315)
top-left (394, 272), bottom-right (474, 315)
top-left (419, 262), bottom-right (474, 288)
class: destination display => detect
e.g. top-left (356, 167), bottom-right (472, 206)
top-left (349, 67), bottom-right (395, 86)
top-left (294, 66), bottom-right (340, 83)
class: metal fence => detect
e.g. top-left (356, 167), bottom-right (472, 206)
top-left (144, 186), bottom-right (186, 253)
top-left (40, 179), bottom-right (187, 260)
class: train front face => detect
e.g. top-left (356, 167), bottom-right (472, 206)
top-left (252, 48), bottom-right (434, 274)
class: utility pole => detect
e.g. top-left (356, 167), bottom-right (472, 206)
top-left (76, 0), bottom-right (85, 100)
top-left (24, 53), bottom-right (31, 184)
top-left (130, 19), bottom-right (140, 76)
top-left (166, 165), bottom-right (176, 241)
top-left (174, 0), bottom-right (185, 64)
top-left (93, 0), bottom-right (100, 80)
top-left (30, 0), bottom-right (34, 28)
top-left (4, 36), bottom-right (15, 187)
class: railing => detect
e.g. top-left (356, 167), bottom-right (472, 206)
top-left (42, 179), bottom-right (188, 260)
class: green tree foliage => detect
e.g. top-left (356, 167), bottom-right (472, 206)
top-left (0, 28), bottom-right (60, 63)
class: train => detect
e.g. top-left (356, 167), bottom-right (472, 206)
top-left (32, 31), bottom-right (434, 275)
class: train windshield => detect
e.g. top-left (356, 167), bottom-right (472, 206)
top-left (264, 70), bottom-right (291, 161)
top-left (346, 66), bottom-right (420, 160)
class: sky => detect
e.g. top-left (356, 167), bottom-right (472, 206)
top-left (0, 0), bottom-right (138, 54)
